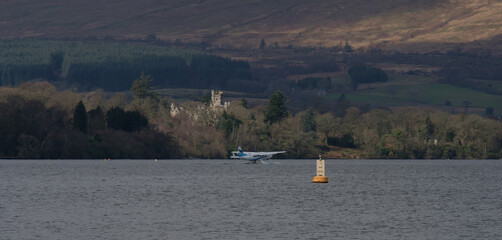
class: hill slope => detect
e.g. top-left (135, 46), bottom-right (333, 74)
top-left (2, 0), bottom-right (502, 51)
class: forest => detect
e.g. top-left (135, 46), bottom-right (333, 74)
top-left (1, 80), bottom-right (501, 159)
top-left (0, 39), bottom-right (254, 92)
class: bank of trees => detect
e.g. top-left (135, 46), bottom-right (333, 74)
top-left (348, 64), bottom-right (388, 89)
top-left (221, 103), bottom-right (502, 159)
top-left (215, 91), bottom-right (502, 159)
top-left (0, 82), bottom-right (180, 159)
top-left (1, 81), bottom-right (501, 159)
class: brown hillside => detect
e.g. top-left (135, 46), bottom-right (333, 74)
top-left (2, 0), bottom-right (501, 51)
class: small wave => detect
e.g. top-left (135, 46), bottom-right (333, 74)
top-left (260, 160), bottom-right (279, 165)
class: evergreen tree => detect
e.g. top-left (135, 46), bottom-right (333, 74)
top-left (200, 94), bottom-right (211, 106)
top-left (264, 91), bottom-right (288, 124)
top-left (106, 106), bottom-right (126, 130)
top-left (217, 111), bottom-right (242, 137)
top-left (344, 41), bottom-right (352, 52)
top-left (445, 128), bottom-right (455, 142)
top-left (123, 111), bottom-right (148, 132)
top-left (240, 98), bottom-right (248, 109)
top-left (348, 64), bottom-right (387, 90)
top-left (88, 106), bottom-right (105, 131)
top-left (131, 72), bottom-right (157, 99)
top-left (106, 107), bottom-right (148, 132)
top-left (259, 38), bottom-right (266, 49)
top-left (72, 101), bottom-right (88, 132)
top-left (301, 109), bottom-right (317, 133)
top-left (425, 116), bottom-right (434, 138)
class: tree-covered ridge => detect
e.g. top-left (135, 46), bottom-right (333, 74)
top-left (0, 39), bottom-right (253, 91)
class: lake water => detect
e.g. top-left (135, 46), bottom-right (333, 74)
top-left (1, 159), bottom-right (501, 240)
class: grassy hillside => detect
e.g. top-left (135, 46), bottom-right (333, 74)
top-left (2, 0), bottom-right (502, 51)
top-left (327, 73), bottom-right (502, 115)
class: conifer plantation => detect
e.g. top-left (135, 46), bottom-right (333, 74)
top-left (0, 39), bottom-right (254, 92)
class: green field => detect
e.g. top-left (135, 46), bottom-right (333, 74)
top-left (327, 74), bottom-right (502, 114)
top-left (154, 88), bottom-right (249, 101)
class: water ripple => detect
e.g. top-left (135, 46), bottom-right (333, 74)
top-left (0, 159), bottom-right (501, 239)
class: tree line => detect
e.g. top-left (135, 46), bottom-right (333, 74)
top-left (1, 80), bottom-right (501, 159)
top-left (0, 82), bottom-right (180, 159)
top-left (220, 92), bottom-right (502, 159)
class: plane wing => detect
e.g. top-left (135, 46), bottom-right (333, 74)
top-left (230, 147), bottom-right (286, 162)
top-left (252, 151), bottom-right (286, 155)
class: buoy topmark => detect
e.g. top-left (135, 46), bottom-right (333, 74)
top-left (313, 155), bottom-right (328, 183)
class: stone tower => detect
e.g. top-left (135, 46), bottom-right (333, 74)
top-left (211, 90), bottom-right (222, 108)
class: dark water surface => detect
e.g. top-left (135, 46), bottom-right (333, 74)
top-left (1, 160), bottom-right (501, 240)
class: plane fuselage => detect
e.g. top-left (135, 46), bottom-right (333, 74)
top-left (230, 147), bottom-right (286, 163)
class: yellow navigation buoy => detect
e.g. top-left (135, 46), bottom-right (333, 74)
top-left (313, 155), bottom-right (328, 183)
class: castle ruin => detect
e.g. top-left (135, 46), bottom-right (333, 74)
top-left (210, 90), bottom-right (230, 109)
top-left (170, 90), bottom-right (230, 121)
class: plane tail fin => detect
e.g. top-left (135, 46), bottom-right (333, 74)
top-left (238, 146), bottom-right (243, 153)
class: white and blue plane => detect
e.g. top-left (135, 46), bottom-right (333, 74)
top-left (230, 146), bottom-right (286, 163)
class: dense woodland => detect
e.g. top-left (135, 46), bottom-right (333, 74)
top-left (1, 80), bottom-right (501, 159)
top-left (0, 40), bottom-right (255, 92)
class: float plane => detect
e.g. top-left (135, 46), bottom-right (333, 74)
top-left (230, 146), bottom-right (286, 163)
